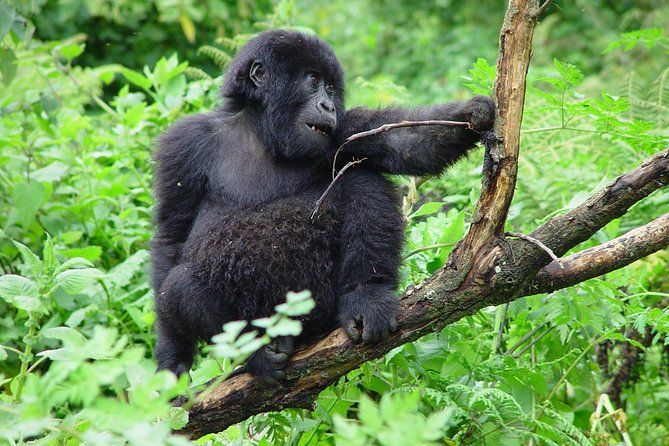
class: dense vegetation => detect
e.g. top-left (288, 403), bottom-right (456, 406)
top-left (1, 0), bottom-right (668, 444)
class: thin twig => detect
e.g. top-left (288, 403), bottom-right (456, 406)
top-left (404, 242), bottom-right (455, 258)
top-left (54, 59), bottom-right (117, 116)
top-left (318, 119), bottom-right (473, 213)
top-left (506, 322), bottom-right (549, 355)
top-left (311, 158), bottom-right (367, 219)
top-left (494, 303), bottom-right (509, 354)
top-left (332, 119), bottom-right (472, 180)
top-left (538, 0), bottom-right (553, 15)
top-left (506, 231), bottom-right (564, 268)
top-left (512, 325), bottom-right (554, 358)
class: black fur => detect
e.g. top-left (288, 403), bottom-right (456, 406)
top-left (152, 30), bottom-right (494, 380)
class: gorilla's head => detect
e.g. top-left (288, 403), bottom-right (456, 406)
top-left (221, 30), bottom-right (346, 162)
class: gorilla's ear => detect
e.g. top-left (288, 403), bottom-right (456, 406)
top-left (249, 60), bottom-right (265, 87)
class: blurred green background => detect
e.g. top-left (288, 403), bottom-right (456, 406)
top-left (1, 1), bottom-right (668, 445)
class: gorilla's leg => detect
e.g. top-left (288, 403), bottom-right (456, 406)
top-left (154, 264), bottom-right (222, 376)
top-left (332, 169), bottom-right (404, 343)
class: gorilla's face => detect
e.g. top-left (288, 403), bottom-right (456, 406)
top-left (294, 72), bottom-right (338, 150)
top-left (221, 31), bottom-right (345, 163)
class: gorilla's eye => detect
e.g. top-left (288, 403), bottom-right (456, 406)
top-left (307, 72), bottom-right (319, 88)
top-left (325, 83), bottom-right (335, 95)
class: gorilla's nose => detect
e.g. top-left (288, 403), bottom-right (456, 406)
top-left (318, 98), bottom-right (335, 113)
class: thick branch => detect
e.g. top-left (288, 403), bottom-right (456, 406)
top-left (525, 213), bottom-right (669, 295)
top-left (457, 0), bottom-right (541, 257)
top-left (531, 148), bottom-right (669, 258)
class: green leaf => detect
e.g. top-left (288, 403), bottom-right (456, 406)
top-left (0, 345), bottom-right (7, 361)
top-left (168, 406), bottom-right (189, 430)
top-left (275, 290), bottom-right (315, 316)
top-left (12, 182), bottom-right (47, 227)
top-left (58, 43), bottom-right (85, 61)
top-left (60, 246), bottom-right (102, 262)
top-left (553, 59), bottom-right (583, 88)
top-left (42, 234), bottom-right (57, 273)
top-left (42, 326), bottom-right (87, 346)
top-left (123, 102), bottom-right (147, 128)
top-left (55, 268), bottom-right (104, 294)
top-left (0, 0), bottom-right (15, 41)
top-left (267, 317), bottom-right (302, 337)
top-left (12, 241), bottom-right (42, 278)
top-left (121, 67), bottom-right (152, 91)
top-left (0, 47), bottom-right (17, 85)
top-left (13, 295), bottom-right (47, 314)
top-left (0, 275), bottom-right (39, 300)
top-left (409, 202), bottom-right (444, 219)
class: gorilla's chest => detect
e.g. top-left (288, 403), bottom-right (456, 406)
top-left (210, 146), bottom-right (325, 206)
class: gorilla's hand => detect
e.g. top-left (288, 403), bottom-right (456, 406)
top-left (338, 285), bottom-right (399, 344)
top-left (245, 336), bottom-right (294, 384)
top-left (466, 95), bottom-right (495, 132)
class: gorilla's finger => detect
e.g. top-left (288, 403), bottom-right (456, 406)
top-left (271, 370), bottom-right (286, 381)
top-left (362, 321), bottom-right (379, 344)
top-left (260, 375), bottom-right (279, 386)
top-left (380, 325), bottom-right (390, 341)
top-left (275, 337), bottom-right (294, 354)
top-left (388, 317), bottom-right (398, 333)
top-left (265, 350), bottom-right (288, 364)
top-left (344, 319), bottom-right (361, 342)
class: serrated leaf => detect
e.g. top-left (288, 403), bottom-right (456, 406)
top-left (168, 406), bottom-right (189, 430)
top-left (12, 182), bottom-right (47, 227)
top-left (13, 295), bottom-right (47, 314)
top-left (267, 317), bottom-right (302, 337)
top-left (12, 242), bottom-right (42, 278)
top-left (0, 275), bottom-right (38, 300)
top-left (121, 67), bottom-right (152, 91)
top-left (58, 43), bottom-right (85, 61)
top-left (55, 268), bottom-right (104, 294)
top-left (409, 202), bottom-right (444, 219)
top-left (42, 326), bottom-right (87, 346)
top-left (55, 257), bottom-right (95, 275)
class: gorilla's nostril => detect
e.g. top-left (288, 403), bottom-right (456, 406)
top-left (319, 99), bottom-right (335, 113)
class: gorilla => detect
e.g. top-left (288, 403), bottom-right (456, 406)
top-left (152, 30), bottom-right (494, 382)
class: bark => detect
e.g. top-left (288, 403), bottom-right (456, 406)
top-left (178, 0), bottom-right (669, 438)
top-left (528, 213), bottom-right (669, 295)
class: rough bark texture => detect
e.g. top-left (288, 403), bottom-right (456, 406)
top-left (452, 0), bottom-right (540, 263)
top-left (528, 213), bottom-right (669, 294)
top-left (178, 0), bottom-right (669, 438)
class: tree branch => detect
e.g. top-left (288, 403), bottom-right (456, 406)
top-left (526, 213), bottom-right (669, 295)
top-left (454, 0), bottom-right (541, 257)
top-left (531, 148), bottom-right (669, 259)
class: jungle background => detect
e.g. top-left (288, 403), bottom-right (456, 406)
top-left (1, 0), bottom-right (668, 444)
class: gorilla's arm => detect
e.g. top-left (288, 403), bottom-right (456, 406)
top-left (338, 96), bottom-right (494, 175)
top-left (151, 114), bottom-right (217, 292)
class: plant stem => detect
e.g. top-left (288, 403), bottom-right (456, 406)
top-left (14, 319), bottom-right (38, 402)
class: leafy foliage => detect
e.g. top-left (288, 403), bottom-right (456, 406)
top-left (1, 1), bottom-right (669, 445)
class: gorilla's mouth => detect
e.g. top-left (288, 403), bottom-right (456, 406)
top-left (306, 123), bottom-right (333, 136)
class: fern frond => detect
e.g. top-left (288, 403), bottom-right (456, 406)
top-left (198, 45), bottom-right (233, 69)
top-left (184, 67), bottom-right (213, 81)
top-left (215, 36), bottom-right (241, 51)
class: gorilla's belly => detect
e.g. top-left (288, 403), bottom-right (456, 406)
top-left (181, 195), bottom-right (339, 331)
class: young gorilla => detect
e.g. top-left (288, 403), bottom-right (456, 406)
top-left (153, 30), bottom-right (494, 381)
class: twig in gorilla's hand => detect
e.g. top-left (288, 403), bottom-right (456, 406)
top-left (506, 231), bottom-right (564, 268)
top-left (311, 158), bottom-right (367, 219)
top-left (332, 119), bottom-right (473, 179)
